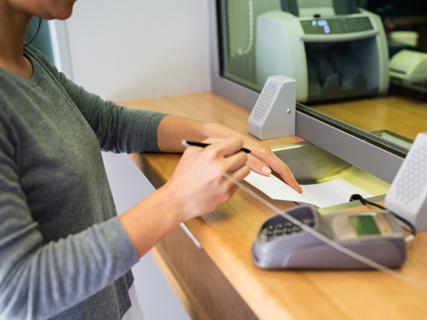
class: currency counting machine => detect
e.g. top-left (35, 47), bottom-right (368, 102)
top-left (256, 0), bottom-right (389, 102)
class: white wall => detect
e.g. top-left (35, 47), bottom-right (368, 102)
top-left (65, 0), bottom-right (211, 101)
top-left (102, 153), bottom-right (190, 320)
top-left (63, 1), bottom-right (211, 319)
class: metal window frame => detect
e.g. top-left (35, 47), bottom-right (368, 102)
top-left (208, 0), bottom-right (404, 184)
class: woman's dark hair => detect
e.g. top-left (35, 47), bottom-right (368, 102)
top-left (25, 18), bottom-right (42, 46)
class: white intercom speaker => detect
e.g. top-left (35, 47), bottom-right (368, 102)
top-left (385, 131), bottom-right (427, 232)
top-left (248, 75), bottom-right (296, 140)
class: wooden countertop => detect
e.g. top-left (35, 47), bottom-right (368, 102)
top-left (308, 94), bottom-right (427, 141)
top-left (120, 92), bottom-right (427, 320)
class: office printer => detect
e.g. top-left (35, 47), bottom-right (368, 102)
top-left (256, 0), bottom-right (389, 102)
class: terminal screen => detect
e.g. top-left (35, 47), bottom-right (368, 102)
top-left (349, 215), bottom-right (381, 237)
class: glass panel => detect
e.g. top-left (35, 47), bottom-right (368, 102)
top-left (221, 0), bottom-right (281, 91)
top-left (25, 18), bottom-right (55, 64)
top-left (219, 0), bottom-right (427, 155)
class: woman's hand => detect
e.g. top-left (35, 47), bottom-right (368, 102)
top-left (242, 138), bottom-right (302, 193)
top-left (161, 137), bottom-right (250, 222)
top-left (156, 115), bottom-right (302, 194)
top-left (208, 125), bottom-right (303, 194)
top-left (120, 137), bottom-right (249, 257)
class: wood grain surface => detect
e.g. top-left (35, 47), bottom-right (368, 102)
top-left (308, 94), bottom-right (427, 141)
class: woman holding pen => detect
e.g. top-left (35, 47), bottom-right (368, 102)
top-left (0, 0), bottom-right (301, 319)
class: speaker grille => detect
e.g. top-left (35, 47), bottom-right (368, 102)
top-left (394, 142), bottom-right (427, 204)
top-left (253, 80), bottom-right (277, 122)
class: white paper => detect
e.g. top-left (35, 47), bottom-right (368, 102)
top-left (244, 171), bottom-right (373, 208)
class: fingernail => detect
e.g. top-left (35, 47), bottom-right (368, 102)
top-left (261, 166), bottom-right (271, 175)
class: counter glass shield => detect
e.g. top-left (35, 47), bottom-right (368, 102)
top-left (219, 0), bottom-right (427, 157)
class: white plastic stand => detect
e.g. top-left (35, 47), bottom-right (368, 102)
top-left (248, 75), bottom-right (296, 140)
top-left (385, 132), bottom-right (427, 232)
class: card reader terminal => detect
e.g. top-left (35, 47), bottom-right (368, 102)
top-left (251, 206), bottom-right (406, 269)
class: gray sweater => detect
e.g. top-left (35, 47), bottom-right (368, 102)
top-left (0, 45), bottom-right (166, 320)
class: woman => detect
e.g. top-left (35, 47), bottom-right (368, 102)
top-left (0, 0), bottom-right (301, 319)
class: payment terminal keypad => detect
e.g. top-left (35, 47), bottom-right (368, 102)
top-left (259, 219), bottom-right (314, 242)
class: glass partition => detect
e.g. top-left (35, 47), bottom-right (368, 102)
top-left (219, 0), bottom-right (427, 157)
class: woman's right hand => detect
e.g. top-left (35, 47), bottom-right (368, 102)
top-left (119, 137), bottom-right (250, 258)
top-left (161, 137), bottom-right (250, 222)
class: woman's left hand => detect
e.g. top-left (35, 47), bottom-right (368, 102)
top-left (208, 125), bottom-right (303, 194)
top-left (157, 115), bottom-right (302, 193)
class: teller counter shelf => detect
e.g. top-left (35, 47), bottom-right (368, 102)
top-left (306, 93), bottom-right (427, 142)
top-left (118, 92), bottom-right (427, 320)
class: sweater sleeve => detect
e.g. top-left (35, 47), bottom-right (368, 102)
top-left (25, 43), bottom-right (167, 154)
top-left (58, 72), bottom-right (167, 154)
top-left (0, 119), bottom-right (139, 320)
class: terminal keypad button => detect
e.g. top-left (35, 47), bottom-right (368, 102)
top-left (261, 219), bottom-right (309, 242)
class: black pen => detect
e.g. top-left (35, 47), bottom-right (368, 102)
top-left (185, 140), bottom-right (251, 153)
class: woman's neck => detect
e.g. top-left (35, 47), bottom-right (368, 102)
top-left (0, 3), bottom-right (33, 79)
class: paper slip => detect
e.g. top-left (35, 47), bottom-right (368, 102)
top-left (244, 170), bottom-right (373, 208)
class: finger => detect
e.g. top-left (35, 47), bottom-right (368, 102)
top-left (222, 151), bottom-right (248, 174)
top-left (248, 146), bottom-right (302, 193)
top-left (246, 154), bottom-right (272, 176)
top-left (221, 164), bottom-right (251, 196)
top-left (268, 154), bottom-right (302, 193)
top-left (230, 164), bottom-right (251, 182)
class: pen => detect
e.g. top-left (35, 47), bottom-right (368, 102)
top-left (185, 140), bottom-right (251, 153)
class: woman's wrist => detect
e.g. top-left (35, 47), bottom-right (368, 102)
top-left (118, 187), bottom-right (182, 258)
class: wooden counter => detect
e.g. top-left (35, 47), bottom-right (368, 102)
top-left (120, 92), bottom-right (427, 320)
top-left (308, 94), bottom-right (427, 141)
